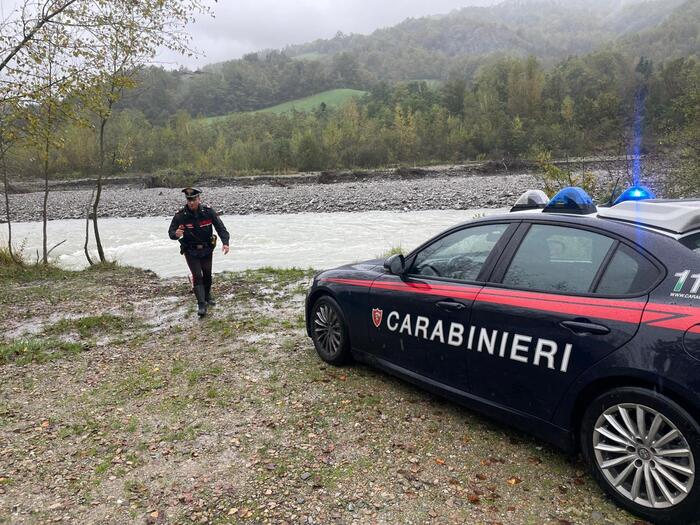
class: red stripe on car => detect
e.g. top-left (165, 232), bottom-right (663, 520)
top-left (321, 277), bottom-right (700, 332)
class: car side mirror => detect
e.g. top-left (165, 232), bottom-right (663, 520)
top-left (384, 254), bottom-right (406, 275)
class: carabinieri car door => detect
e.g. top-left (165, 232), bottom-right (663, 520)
top-left (368, 222), bottom-right (517, 391)
top-left (466, 221), bottom-right (663, 421)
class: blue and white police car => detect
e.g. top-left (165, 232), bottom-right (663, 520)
top-left (305, 186), bottom-right (700, 524)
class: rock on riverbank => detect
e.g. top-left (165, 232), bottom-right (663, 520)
top-left (3, 172), bottom-right (540, 222)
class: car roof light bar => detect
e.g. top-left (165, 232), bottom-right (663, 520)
top-left (542, 187), bottom-right (597, 215)
top-left (510, 189), bottom-right (550, 212)
top-left (613, 185), bottom-right (656, 206)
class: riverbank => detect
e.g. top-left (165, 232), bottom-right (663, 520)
top-left (0, 263), bottom-right (642, 524)
top-left (0, 158), bottom-right (670, 222)
top-left (2, 172), bottom-right (535, 222)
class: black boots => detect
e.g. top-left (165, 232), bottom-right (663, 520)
top-left (205, 287), bottom-right (216, 306)
top-left (194, 284), bottom-right (207, 317)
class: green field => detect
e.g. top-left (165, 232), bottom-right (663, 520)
top-left (291, 52), bottom-right (325, 61)
top-left (201, 88), bottom-right (367, 124)
top-left (258, 88), bottom-right (367, 114)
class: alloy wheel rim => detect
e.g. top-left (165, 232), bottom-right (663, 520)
top-left (593, 403), bottom-right (695, 509)
top-left (313, 304), bottom-right (342, 357)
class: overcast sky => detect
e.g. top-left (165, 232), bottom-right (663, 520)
top-left (156, 0), bottom-right (501, 69)
top-left (0, 0), bottom-right (501, 69)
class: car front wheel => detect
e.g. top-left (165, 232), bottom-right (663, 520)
top-left (581, 387), bottom-right (700, 524)
top-left (310, 296), bottom-right (351, 365)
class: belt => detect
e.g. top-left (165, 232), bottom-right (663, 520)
top-left (194, 244), bottom-right (205, 250)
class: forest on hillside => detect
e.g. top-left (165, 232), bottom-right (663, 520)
top-left (3, 0), bottom-right (700, 197)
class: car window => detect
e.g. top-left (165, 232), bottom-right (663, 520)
top-left (503, 224), bottom-right (614, 294)
top-left (410, 223), bottom-right (508, 281)
top-left (680, 233), bottom-right (700, 255)
top-left (595, 244), bottom-right (660, 295)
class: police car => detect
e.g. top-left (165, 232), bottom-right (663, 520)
top-left (305, 186), bottom-right (700, 524)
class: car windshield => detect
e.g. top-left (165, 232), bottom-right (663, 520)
top-left (680, 233), bottom-right (700, 255)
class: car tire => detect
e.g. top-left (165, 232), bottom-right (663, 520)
top-left (581, 387), bottom-right (700, 524)
top-left (310, 296), bottom-right (351, 366)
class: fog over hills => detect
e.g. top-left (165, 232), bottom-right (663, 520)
top-left (116, 0), bottom-right (698, 120)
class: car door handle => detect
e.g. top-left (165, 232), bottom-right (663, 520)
top-left (560, 320), bottom-right (610, 335)
top-left (436, 300), bottom-right (467, 312)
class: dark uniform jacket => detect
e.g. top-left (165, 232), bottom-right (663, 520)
top-left (168, 205), bottom-right (230, 258)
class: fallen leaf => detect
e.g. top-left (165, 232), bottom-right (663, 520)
top-left (476, 473), bottom-right (487, 481)
top-left (468, 494), bottom-right (480, 504)
top-left (435, 458), bottom-right (445, 465)
top-left (506, 477), bottom-right (522, 486)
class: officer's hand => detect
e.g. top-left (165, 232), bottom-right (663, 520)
top-left (222, 245), bottom-right (230, 255)
top-left (175, 225), bottom-right (184, 238)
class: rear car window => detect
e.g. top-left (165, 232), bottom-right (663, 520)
top-left (503, 224), bottom-right (614, 294)
top-left (595, 244), bottom-right (660, 296)
top-left (680, 233), bottom-right (700, 255)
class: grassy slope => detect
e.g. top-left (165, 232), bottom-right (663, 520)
top-left (257, 88), bottom-right (367, 114)
top-left (201, 88), bottom-right (367, 124)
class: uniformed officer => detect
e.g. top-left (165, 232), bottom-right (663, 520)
top-left (168, 188), bottom-right (230, 317)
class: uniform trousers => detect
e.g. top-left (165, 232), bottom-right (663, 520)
top-left (185, 253), bottom-right (213, 294)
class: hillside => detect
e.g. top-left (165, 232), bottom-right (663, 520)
top-left (256, 88), bottom-right (367, 114)
top-left (200, 89), bottom-right (367, 123)
top-left (617, 0), bottom-right (700, 61)
top-left (116, 0), bottom-right (696, 122)
top-left (284, 0), bottom-right (687, 78)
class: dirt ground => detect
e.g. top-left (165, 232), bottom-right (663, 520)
top-left (0, 265), bottom-right (647, 524)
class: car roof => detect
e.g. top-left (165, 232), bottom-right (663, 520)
top-left (467, 207), bottom-right (687, 244)
top-left (596, 200), bottom-right (700, 235)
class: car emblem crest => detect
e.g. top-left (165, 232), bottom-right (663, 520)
top-left (372, 308), bottom-right (383, 328)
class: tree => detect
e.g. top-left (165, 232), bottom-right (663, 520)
top-left (16, 21), bottom-right (81, 264)
top-left (78, 0), bottom-right (210, 263)
top-left (1, 0), bottom-right (211, 262)
top-left (442, 75), bottom-right (467, 117)
top-left (0, 110), bottom-right (19, 261)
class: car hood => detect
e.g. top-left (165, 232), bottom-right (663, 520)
top-left (335, 258), bottom-right (384, 272)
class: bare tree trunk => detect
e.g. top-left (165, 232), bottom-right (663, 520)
top-left (84, 189), bottom-right (95, 265)
top-left (1, 145), bottom-right (14, 260)
top-left (42, 133), bottom-right (50, 264)
top-left (92, 117), bottom-right (107, 263)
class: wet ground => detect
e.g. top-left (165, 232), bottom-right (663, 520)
top-left (0, 265), bottom-right (645, 524)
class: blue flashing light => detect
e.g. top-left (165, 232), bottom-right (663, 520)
top-left (613, 185), bottom-right (656, 206)
top-left (543, 187), bottom-right (597, 215)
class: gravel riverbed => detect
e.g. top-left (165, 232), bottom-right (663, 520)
top-left (2, 172), bottom-right (540, 222)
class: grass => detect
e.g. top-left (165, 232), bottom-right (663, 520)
top-left (200, 89), bottom-right (368, 124)
top-left (257, 89), bottom-right (367, 115)
top-left (377, 245), bottom-right (404, 258)
top-left (291, 52), bottom-right (326, 61)
top-left (45, 314), bottom-right (133, 338)
top-left (0, 246), bottom-right (70, 282)
top-left (0, 338), bottom-right (85, 366)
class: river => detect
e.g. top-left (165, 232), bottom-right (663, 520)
top-left (1, 209), bottom-right (506, 277)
